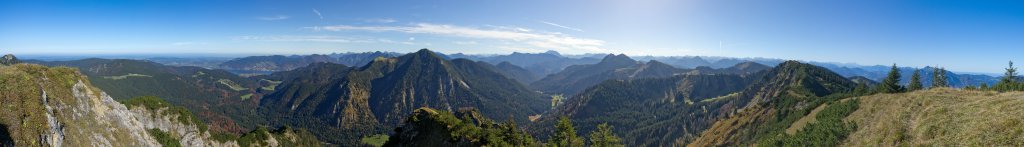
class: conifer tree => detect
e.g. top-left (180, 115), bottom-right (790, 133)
top-left (908, 69), bottom-right (923, 91)
top-left (996, 61), bottom-right (1019, 91)
top-left (588, 123), bottom-right (623, 147)
top-left (877, 64), bottom-right (905, 93)
top-left (853, 82), bottom-right (871, 95)
top-left (549, 117), bottom-right (584, 147)
top-left (931, 67), bottom-right (949, 88)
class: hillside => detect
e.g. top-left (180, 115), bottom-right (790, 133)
top-left (843, 88), bottom-right (1024, 146)
top-left (490, 61), bottom-right (540, 84)
top-left (451, 51), bottom-right (602, 76)
top-left (534, 73), bottom-right (754, 146)
top-left (0, 62), bottom-right (321, 146)
top-left (530, 54), bottom-right (687, 95)
top-left (218, 52), bottom-right (400, 73)
top-left (256, 49), bottom-right (549, 145)
top-left (528, 61), bottom-right (850, 146)
top-left (383, 107), bottom-right (536, 146)
top-left (219, 54), bottom-right (339, 72)
top-left (688, 61), bottom-right (857, 146)
top-left (29, 58), bottom-right (260, 134)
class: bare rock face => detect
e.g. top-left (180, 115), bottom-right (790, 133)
top-left (0, 64), bottom-right (240, 146)
top-left (0, 54), bottom-right (19, 66)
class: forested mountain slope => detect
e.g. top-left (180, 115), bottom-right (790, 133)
top-left (690, 61), bottom-right (858, 146)
top-left (256, 49), bottom-right (549, 145)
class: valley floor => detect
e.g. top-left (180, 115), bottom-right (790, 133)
top-left (844, 88), bottom-right (1024, 146)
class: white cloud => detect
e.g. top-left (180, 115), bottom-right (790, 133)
top-left (256, 15), bottom-right (290, 21)
top-left (365, 18), bottom-right (397, 23)
top-left (539, 21), bottom-right (584, 32)
top-left (312, 23), bottom-right (609, 53)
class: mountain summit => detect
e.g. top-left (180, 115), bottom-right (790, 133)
top-left (600, 54), bottom-right (638, 66)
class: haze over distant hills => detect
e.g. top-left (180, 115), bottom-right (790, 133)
top-left (29, 50), bottom-right (998, 88)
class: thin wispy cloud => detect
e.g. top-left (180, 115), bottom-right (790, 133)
top-left (171, 42), bottom-right (207, 46)
top-left (311, 23), bottom-right (608, 53)
top-left (454, 41), bottom-right (477, 45)
top-left (365, 18), bottom-right (397, 23)
top-left (256, 15), bottom-right (290, 21)
top-left (234, 35), bottom-right (417, 45)
top-left (312, 8), bottom-right (324, 21)
top-left (235, 35), bottom-right (367, 43)
top-left (539, 21), bottom-right (584, 32)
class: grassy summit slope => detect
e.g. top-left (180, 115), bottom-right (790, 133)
top-left (844, 88), bottom-right (1024, 146)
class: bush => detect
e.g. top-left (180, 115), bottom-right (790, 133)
top-left (147, 129), bottom-right (182, 147)
top-left (758, 99), bottom-right (860, 146)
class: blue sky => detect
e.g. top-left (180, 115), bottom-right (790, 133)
top-left (1, 0), bottom-right (1023, 73)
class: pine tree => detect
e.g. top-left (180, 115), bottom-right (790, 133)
top-left (588, 123), bottom-right (623, 147)
top-left (853, 82), bottom-right (871, 95)
top-left (996, 61), bottom-right (1019, 91)
top-left (877, 64), bottom-right (905, 93)
top-left (502, 117), bottom-right (535, 146)
top-left (549, 117), bottom-right (584, 147)
top-left (908, 69), bottom-right (923, 91)
top-left (931, 67), bottom-right (949, 88)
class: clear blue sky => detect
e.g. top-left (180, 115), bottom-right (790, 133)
top-left (1, 0), bottom-right (1023, 73)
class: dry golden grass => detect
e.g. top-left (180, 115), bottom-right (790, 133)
top-left (843, 88), bottom-right (1024, 146)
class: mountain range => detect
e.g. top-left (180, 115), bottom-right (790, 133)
top-left (5, 49), bottom-right (1016, 146)
top-left (251, 49), bottom-right (549, 145)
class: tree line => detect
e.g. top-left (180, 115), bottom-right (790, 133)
top-left (874, 64), bottom-right (950, 94)
top-left (875, 61), bottom-right (1024, 93)
top-left (962, 61), bottom-right (1024, 91)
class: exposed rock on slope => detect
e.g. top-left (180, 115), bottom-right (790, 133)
top-left (0, 64), bottom-right (197, 146)
top-left (0, 54), bottom-right (18, 65)
top-left (0, 64), bottom-right (316, 146)
top-left (30, 58), bottom-right (259, 134)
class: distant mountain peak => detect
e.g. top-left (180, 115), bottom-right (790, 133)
top-left (600, 53), bottom-right (636, 64)
top-left (777, 60), bottom-right (806, 68)
top-left (409, 49), bottom-right (444, 59)
top-left (647, 59), bottom-right (667, 65)
top-left (730, 61), bottom-right (769, 70)
top-left (414, 48), bottom-right (435, 54)
top-left (543, 50), bottom-right (561, 56)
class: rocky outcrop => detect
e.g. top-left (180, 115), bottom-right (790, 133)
top-left (0, 64), bottom-right (240, 146)
top-left (0, 54), bottom-right (19, 66)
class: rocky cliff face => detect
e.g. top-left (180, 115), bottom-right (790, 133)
top-left (0, 64), bottom-right (242, 146)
